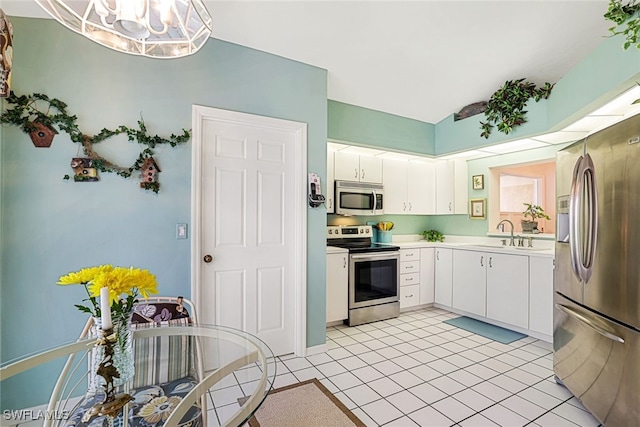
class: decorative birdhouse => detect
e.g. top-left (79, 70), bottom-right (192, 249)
top-left (140, 157), bottom-right (161, 188)
top-left (29, 121), bottom-right (58, 148)
top-left (70, 158), bottom-right (98, 182)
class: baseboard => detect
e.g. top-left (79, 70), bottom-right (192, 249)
top-left (305, 343), bottom-right (327, 357)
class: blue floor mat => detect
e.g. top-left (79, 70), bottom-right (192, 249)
top-left (443, 316), bottom-right (527, 344)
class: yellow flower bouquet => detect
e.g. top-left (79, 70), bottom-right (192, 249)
top-left (57, 264), bottom-right (159, 322)
top-left (58, 265), bottom-right (159, 387)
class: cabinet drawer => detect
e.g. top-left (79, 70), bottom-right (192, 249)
top-left (400, 284), bottom-right (420, 308)
top-left (401, 249), bottom-right (420, 261)
top-left (400, 261), bottom-right (420, 274)
top-left (400, 272), bottom-right (420, 286)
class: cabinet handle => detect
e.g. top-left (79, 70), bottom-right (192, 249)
top-left (328, 198), bottom-right (332, 209)
top-left (409, 202), bottom-right (412, 211)
top-left (489, 257), bottom-right (492, 268)
top-left (361, 169), bottom-right (365, 179)
top-left (406, 294), bottom-right (414, 298)
top-left (343, 257), bottom-right (346, 268)
top-left (403, 202), bottom-right (407, 211)
top-left (480, 256), bottom-right (484, 267)
top-left (437, 251), bottom-right (440, 261)
top-left (406, 253), bottom-right (414, 257)
top-left (354, 168), bottom-right (358, 179)
top-left (406, 277), bottom-right (413, 281)
top-left (449, 202), bottom-right (452, 211)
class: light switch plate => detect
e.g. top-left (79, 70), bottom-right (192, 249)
top-left (176, 223), bottom-right (188, 239)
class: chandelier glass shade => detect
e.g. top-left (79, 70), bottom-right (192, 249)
top-left (35, 0), bottom-right (213, 58)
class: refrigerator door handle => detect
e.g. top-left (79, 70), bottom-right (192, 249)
top-left (569, 156), bottom-right (584, 282)
top-left (556, 303), bottom-right (625, 344)
top-left (569, 153), bottom-right (598, 284)
top-left (582, 153), bottom-right (598, 283)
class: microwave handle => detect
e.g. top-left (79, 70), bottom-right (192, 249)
top-left (372, 190), bottom-right (376, 215)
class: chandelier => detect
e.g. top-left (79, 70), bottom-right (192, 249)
top-left (35, 0), bottom-right (213, 58)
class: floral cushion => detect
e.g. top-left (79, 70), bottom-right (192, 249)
top-left (64, 377), bottom-right (202, 427)
top-left (132, 302), bottom-right (191, 326)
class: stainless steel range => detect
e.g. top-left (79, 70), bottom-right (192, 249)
top-left (327, 225), bottom-right (400, 326)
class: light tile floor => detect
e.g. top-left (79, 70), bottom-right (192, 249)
top-left (208, 306), bottom-right (603, 427)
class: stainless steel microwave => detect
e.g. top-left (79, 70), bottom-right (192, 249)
top-left (335, 180), bottom-right (383, 216)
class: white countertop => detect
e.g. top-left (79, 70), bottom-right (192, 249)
top-left (327, 234), bottom-right (555, 257)
top-left (326, 246), bottom-right (349, 254)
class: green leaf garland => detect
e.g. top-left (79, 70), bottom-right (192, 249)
top-left (0, 92), bottom-right (190, 192)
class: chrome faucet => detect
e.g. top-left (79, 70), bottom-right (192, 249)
top-left (497, 219), bottom-right (515, 246)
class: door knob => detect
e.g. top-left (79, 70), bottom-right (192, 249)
top-left (203, 254), bottom-right (213, 263)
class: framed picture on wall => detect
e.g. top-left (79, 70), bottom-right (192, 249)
top-left (470, 198), bottom-right (486, 219)
top-left (472, 174), bottom-right (484, 190)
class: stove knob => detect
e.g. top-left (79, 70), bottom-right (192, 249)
top-left (365, 229), bottom-right (370, 234)
top-left (328, 229), bottom-right (333, 235)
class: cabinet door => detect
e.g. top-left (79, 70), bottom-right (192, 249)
top-left (326, 151), bottom-right (335, 213)
top-left (408, 162), bottom-right (436, 214)
top-left (382, 159), bottom-right (408, 214)
top-left (334, 152), bottom-right (360, 181)
top-left (359, 155), bottom-right (383, 183)
top-left (529, 257), bottom-right (554, 335)
top-left (326, 252), bottom-right (348, 323)
top-left (420, 248), bottom-right (435, 304)
top-left (452, 160), bottom-right (468, 215)
top-left (452, 250), bottom-right (487, 316)
top-left (400, 285), bottom-right (420, 308)
top-left (434, 248), bottom-right (453, 306)
top-left (486, 253), bottom-right (529, 329)
top-left (435, 161), bottom-right (454, 214)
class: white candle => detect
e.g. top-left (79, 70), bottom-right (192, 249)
top-left (100, 287), bottom-right (113, 330)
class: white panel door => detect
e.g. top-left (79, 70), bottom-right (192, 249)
top-left (452, 250), bottom-right (487, 316)
top-left (192, 106), bottom-right (306, 357)
top-left (408, 161), bottom-right (436, 214)
top-left (435, 161), bottom-right (454, 214)
top-left (434, 248), bottom-right (453, 306)
top-left (486, 253), bottom-right (529, 328)
top-left (382, 158), bottom-right (408, 214)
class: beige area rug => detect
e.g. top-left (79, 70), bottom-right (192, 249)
top-left (240, 378), bottom-right (366, 427)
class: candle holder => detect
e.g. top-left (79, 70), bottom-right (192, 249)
top-left (81, 327), bottom-right (133, 423)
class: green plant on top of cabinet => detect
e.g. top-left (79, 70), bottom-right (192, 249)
top-left (604, 0), bottom-right (640, 50)
top-left (382, 158), bottom-right (436, 214)
top-left (334, 152), bottom-right (383, 183)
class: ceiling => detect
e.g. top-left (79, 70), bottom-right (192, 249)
top-left (3, 1), bottom-right (615, 124)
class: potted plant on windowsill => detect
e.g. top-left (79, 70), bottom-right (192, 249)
top-left (522, 203), bottom-right (550, 233)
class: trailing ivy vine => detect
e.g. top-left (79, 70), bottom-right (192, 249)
top-left (480, 79), bottom-right (554, 139)
top-left (0, 92), bottom-right (190, 192)
top-left (604, 0), bottom-right (640, 50)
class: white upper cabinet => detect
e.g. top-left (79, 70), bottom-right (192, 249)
top-left (382, 158), bottom-right (409, 214)
top-left (408, 161), bottom-right (436, 214)
top-left (435, 160), bottom-right (468, 214)
top-left (334, 152), bottom-right (383, 183)
top-left (382, 159), bottom-right (435, 215)
top-left (326, 151), bottom-right (335, 213)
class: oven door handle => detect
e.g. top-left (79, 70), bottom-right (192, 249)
top-left (351, 252), bottom-right (399, 260)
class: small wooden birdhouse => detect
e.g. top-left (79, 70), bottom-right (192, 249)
top-left (70, 157), bottom-right (98, 182)
top-left (140, 157), bottom-right (161, 188)
top-left (29, 121), bottom-right (58, 147)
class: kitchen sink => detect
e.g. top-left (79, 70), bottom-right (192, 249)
top-left (462, 244), bottom-right (550, 252)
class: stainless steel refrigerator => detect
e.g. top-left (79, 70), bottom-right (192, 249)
top-left (554, 114), bottom-right (640, 426)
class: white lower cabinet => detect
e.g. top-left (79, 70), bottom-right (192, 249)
top-left (400, 249), bottom-right (420, 308)
top-left (529, 257), bottom-right (554, 335)
top-left (326, 252), bottom-right (348, 323)
top-left (420, 248), bottom-right (435, 305)
top-left (486, 253), bottom-right (529, 329)
top-left (434, 248), bottom-right (453, 307)
top-left (452, 249), bottom-right (530, 329)
top-left (452, 250), bottom-right (487, 316)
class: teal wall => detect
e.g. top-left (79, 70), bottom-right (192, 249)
top-left (0, 17), bottom-right (327, 410)
top-left (328, 100), bottom-right (436, 155)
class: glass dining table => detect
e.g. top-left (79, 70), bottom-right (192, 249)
top-left (1, 324), bottom-right (276, 427)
